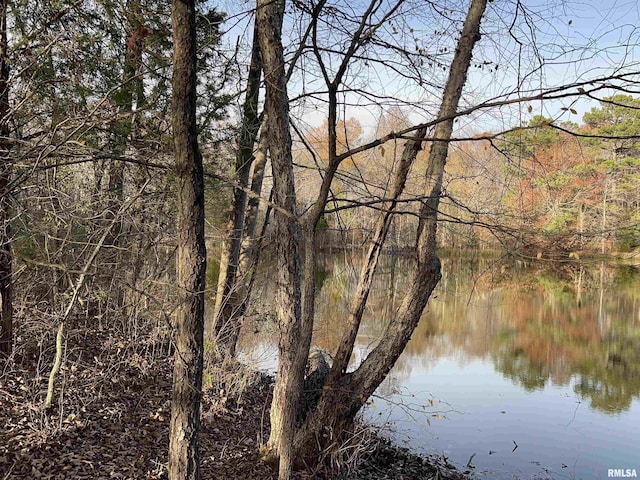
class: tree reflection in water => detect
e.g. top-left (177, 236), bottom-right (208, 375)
top-left (238, 253), bottom-right (640, 414)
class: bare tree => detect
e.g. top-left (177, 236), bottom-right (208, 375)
top-left (294, 0), bottom-right (488, 461)
top-left (168, 0), bottom-right (207, 478)
top-left (253, 0), bottom-right (488, 475)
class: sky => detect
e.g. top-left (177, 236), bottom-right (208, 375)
top-left (216, 0), bottom-right (640, 139)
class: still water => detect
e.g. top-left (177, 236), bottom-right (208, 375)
top-left (237, 253), bottom-right (640, 479)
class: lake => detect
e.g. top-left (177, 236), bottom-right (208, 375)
top-left (236, 253), bottom-right (640, 479)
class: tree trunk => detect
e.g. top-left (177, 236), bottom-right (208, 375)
top-left (215, 125), bottom-right (270, 353)
top-left (123, 1), bottom-right (152, 323)
top-left (0, 0), bottom-right (12, 357)
top-left (329, 126), bottom-right (427, 382)
top-left (105, 27), bottom-right (137, 244)
top-left (256, 0), bottom-right (303, 477)
top-left (294, 0), bottom-right (488, 460)
top-left (213, 25), bottom-right (263, 356)
top-left (102, 3), bottom-right (145, 312)
top-left (237, 124), bottom-right (268, 279)
top-left (168, 0), bottom-right (206, 479)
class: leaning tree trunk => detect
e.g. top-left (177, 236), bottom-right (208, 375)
top-left (235, 125), bottom-right (269, 290)
top-left (168, 0), bottom-right (207, 479)
top-left (294, 0), bottom-right (488, 461)
top-left (328, 125), bottom-right (428, 384)
top-left (0, 0), bottom-right (11, 357)
top-left (213, 25), bottom-right (263, 356)
top-left (215, 127), bottom-right (270, 352)
top-left (256, 0), bottom-right (304, 477)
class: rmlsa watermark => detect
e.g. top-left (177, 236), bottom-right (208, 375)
top-left (608, 469), bottom-right (638, 478)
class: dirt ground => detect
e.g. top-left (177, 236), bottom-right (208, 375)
top-left (0, 322), bottom-right (466, 480)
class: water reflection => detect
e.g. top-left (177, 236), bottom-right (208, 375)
top-left (237, 254), bottom-right (640, 477)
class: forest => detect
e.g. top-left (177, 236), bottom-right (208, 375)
top-left (0, 0), bottom-right (639, 479)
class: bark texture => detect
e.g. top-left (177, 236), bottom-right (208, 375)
top-left (256, 0), bottom-right (303, 477)
top-left (168, 1), bottom-right (206, 479)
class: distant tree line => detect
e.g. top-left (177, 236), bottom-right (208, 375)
top-left (0, 1), bottom-right (639, 480)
